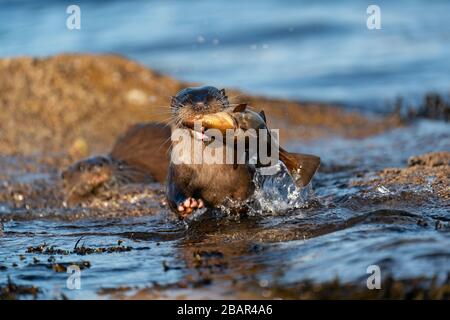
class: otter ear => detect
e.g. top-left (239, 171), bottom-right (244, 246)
top-left (170, 96), bottom-right (179, 108)
top-left (233, 103), bottom-right (247, 113)
top-left (259, 110), bottom-right (267, 123)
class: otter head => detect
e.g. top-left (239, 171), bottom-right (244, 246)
top-left (61, 156), bottom-right (114, 204)
top-left (170, 86), bottom-right (229, 128)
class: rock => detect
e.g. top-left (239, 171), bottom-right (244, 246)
top-left (0, 54), bottom-right (401, 156)
top-left (352, 152), bottom-right (450, 200)
top-left (408, 151), bottom-right (450, 167)
top-left (126, 88), bottom-right (148, 105)
top-left (411, 93), bottom-right (450, 122)
top-left (69, 138), bottom-right (90, 160)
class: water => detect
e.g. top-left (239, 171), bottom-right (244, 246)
top-left (1, 0), bottom-right (449, 299)
top-left (0, 0), bottom-right (449, 111)
top-left (1, 120), bottom-right (449, 299)
top-left (251, 162), bottom-right (310, 213)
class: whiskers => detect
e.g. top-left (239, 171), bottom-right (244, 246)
top-left (227, 94), bottom-right (247, 106)
top-left (145, 105), bottom-right (173, 120)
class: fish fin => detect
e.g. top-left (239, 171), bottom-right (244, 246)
top-left (233, 103), bottom-right (247, 113)
top-left (259, 110), bottom-right (267, 123)
top-left (279, 148), bottom-right (321, 186)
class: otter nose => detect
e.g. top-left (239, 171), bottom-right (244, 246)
top-left (193, 102), bottom-right (207, 110)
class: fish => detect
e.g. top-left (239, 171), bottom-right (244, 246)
top-left (182, 104), bottom-right (321, 187)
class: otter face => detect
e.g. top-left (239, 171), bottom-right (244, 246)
top-left (61, 156), bottom-right (114, 204)
top-left (170, 86), bottom-right (229, 127)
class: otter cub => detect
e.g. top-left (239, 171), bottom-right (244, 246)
top-left (167, 86), bottom-right (255, 218)
top-left (62, 123), bottom-right (171, 205)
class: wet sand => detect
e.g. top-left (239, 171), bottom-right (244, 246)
top-left (0, 55), bottom-right (449, 300)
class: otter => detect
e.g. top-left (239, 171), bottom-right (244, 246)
top-left (62, 86), bottom-right (320, 217)
top-left (167, 86), bottom-right (257, 218)
top-left (62, 122), bottom-right (171, 205)
top-left (167, 86), bottom-right (321, 219)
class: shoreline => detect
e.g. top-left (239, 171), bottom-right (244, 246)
top-left (0, 54), bottom-right (403, 157)
top-left (0, 54), bottom-right (449, 300)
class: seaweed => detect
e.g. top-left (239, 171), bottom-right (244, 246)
top-left (49, 261), bottom-right (91, 273)
top-left (26, 239), bottom-right (133, 256)
top-left (0, 276), bottom-right (39, 300)
top-left (26, 244), bottom-right (70, 255)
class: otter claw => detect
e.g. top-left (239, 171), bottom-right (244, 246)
top-left (177, 197), bottom-right (204, 218)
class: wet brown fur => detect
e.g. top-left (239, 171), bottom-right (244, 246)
top-left (110, 122), bottom-right (171, 183)
top-left (62, 122), bottom-right (171, 204)
top-left (167, 86), bottom-right (255, 212)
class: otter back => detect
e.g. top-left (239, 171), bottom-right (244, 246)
top-left (110, 122), bottom-right (171, 183)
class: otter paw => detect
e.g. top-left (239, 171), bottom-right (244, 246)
top-left (177, 197), bottom-right (205, 219)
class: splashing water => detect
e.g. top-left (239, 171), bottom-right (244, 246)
top-left (251, 161), bottom-right (311, 214)
top-left (213, 162), bottom-right (311, 217)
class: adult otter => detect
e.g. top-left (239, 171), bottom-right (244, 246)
top-left (63, 86), bottom-right (320, 216)
top-left (167, 86), bottom-right (255, 218)
top-left (167, 86), bottom-right (321, 219)
top-left (62, 122), bottom-right (171, 205)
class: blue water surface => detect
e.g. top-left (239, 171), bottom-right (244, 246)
top-left (0, 0), bottom-right (449, 111)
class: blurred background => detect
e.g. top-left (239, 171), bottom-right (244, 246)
top-left (0, 0), bottom-right (449, 112)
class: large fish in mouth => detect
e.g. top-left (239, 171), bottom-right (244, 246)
top-left (182, 104), bottom-right (321, 187)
